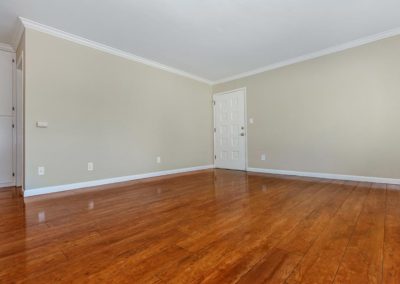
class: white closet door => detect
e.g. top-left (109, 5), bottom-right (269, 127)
top-left (0, 51), bottom-right (12, 115)
top-left (0, 50), bottom-right (14, 187)
top-left (0, 117), bottom-right (13, 186)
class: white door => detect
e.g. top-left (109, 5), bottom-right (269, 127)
top-left (0, 50), bottom-right (14, 187)
top-left (214, 89), bottom-right (246, 170)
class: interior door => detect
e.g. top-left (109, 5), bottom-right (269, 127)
top-left (214, 89), bottom-right (246, 170)
top-left (0, 50), bottom-right (14, 187)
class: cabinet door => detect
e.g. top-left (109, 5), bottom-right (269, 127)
top-left (0, 117), bottom-right (13, 186)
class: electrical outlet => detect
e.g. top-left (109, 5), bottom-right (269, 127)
top-left (261, 154), bottom-right (266, 161)
top-left (88, 162), bottom-right (94, 171)
top-left (156, 156), bottom-right (161, 164)
top-left (38, 166), bottom-right (45, 176)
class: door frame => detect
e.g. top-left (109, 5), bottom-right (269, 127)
top-left (213, 87), bottom-right (248, 171)
top-left (11, 52), bottom-right (16, 187)
top-left (16, 53), bottom-right (24, 189)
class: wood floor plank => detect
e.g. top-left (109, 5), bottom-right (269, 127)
top-left (383, 185), bottom-right (400, 284)
top-left (333, 183), bottom-right (386, 284)
top-left (198, 181), bottom-right (343, 283)
top-left (235, 181), bottom-right (357, 284)
top-left (285, 182), bottom-right (371, 284)
top-left (0, 170), bottom-right (396, 283)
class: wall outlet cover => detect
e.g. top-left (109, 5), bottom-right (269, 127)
top-left (38, 166), bottom-right (45, 176)
top-left (88, 162), bottom-right (94, 171)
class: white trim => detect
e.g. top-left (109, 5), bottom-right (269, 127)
top-left (17, 17), bottom-right (212, 85)
top-left (0, 182), bottom-right (15, 188)
top-left (11, 18), bottom-right (24, 50)
top-left (0, 43), bottom-right (14, 53)
top-left (11, 52), bottom-right (17, 188)
top-left (214, 26), bottom-right (400, 84)
top-left (244, 89), bottom-right (248, 170)
top-left (16, 53), bottom-right (24, 189)
top-left (23, 165), bottom-right (214, 197)
top-left (247, 167), bottom-right (400, 185)
top-left (12, 17), bottom-right (400, 85)
top-left (213, 87), bottom-right (248, 171)
top-left (213, 87), bottom-right (247, 97)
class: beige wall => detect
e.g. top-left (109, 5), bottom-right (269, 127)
top-left (214, 35), bottom-right (400, 179)
top-left (24, 28), bottom-right (213, 190)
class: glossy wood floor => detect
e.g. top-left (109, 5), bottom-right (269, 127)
top-left (1, 169), bottom-right (400, 283)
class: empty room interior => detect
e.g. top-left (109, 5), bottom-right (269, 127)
top-left (1, 1), bottom-right (400, 283)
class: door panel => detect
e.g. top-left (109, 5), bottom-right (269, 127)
top-left (0, 50), bottom-right (14, 187)
top-left (0, 117), bottom-right (13, 185)
top-left (214, 90), bottom-right (246, 170)
top-left (0, 51), bottom-right (13, 116)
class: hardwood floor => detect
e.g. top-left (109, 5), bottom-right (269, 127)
top-left (1, 169), bottom-right (399, 283)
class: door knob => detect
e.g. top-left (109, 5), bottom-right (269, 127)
top-left (240, 133), bottom-right (245, 136)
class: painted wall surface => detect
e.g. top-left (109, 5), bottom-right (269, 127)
top-left (214, 35), bottom-right (400, 179)
top-left (24, 28), bottom-right (213, 190)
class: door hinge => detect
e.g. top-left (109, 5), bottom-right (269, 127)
top-left (214, 127), bottom-right (216, 133)
top-left (12, 106), bottom-right (15, 111)
top-left (213, 100), bottom-right (215, 106)
top-left (12, 172), bottom-right (15, 177)
top-left (214, 155), bottom-right (217, 160)
top-left (12, 124), bottom-right (15, 128)
top-left (12, 59), bottom-right (15, 63)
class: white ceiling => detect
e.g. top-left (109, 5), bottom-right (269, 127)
top-left (1, 0), bottom-right (400, 82)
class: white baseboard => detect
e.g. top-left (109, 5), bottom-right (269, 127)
top-left (24, 165), bottom-right (214, 197)
top-left (0, 181), bottom-right (16, 188)
top-left (247, 167), bottom-right (400, 185)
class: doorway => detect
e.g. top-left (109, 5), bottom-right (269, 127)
top-left (213, 88), bottom-right (247, 171)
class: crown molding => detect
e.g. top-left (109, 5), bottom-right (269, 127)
top-left (11, 18), bottom-right (24, 50)
top-left (214, 26), bottom-right (400, 85)
top-left (12, 17), bottom-right (400, 85)
top-left (18, 17), bottom-right (213, 85)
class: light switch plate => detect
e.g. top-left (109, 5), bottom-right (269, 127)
top-left (36, 121), bottom-right (48, 128)
top-left (38, 166), bottom-right (45, 176)
top-left (88, 162), bottom-right (94, 171)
